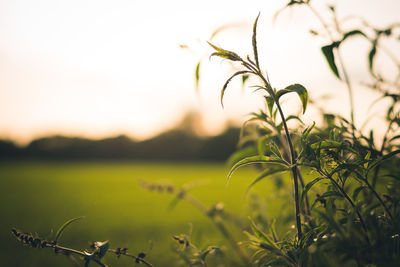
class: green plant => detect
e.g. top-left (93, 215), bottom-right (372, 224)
top-left (12, 218), bottom-right (153, 267)
top-left (208, 12), bottom-right (309, 241)
top-left (206, 1), bottom-right (400, 266)
top-left (138, 180), bottom-right (249, 266)
top-left (11, 1), bottom-right (400, 266)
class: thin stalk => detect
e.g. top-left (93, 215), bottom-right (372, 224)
top-left (275, 116), bottom-right (312, 224)
top-left (256, 67), bottom-right (303, 240)
top-left (322, 172), bottom-right (370, 244)
top-left (298, 169), bottom-right (314, 227)
top-left (276, 103), bottom-right (303, 241)
top-left (361, 173), bottom-right (394, 221)
top-left (109, 249), bottom-right (153, 267)
top-left (48, 243), bottom-right (108, 267)
top-left (12, 227), bottom-right (154, 267)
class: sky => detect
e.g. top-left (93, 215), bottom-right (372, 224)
top-left (0, 0), bottom-right (399, 145)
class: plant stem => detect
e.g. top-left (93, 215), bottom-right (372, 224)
top-left (322, 173), bottom-right (370, 244)
top-left (109, 249), bottom-right (153, 267)
top-left (257, 69), bottom-right (303, 240)
top-left (276, 103), bottom-right (303, 241)
top-left (362, 174), bottom-right (394, 221)
top-left (47, 243), bottom-right (108, 267)
top-left (277, 132), bottom-right (312, 224)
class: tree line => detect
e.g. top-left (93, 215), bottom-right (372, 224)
top-left (0, 115), bottom-right (240, 161)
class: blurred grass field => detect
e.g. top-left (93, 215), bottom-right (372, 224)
top-left (0, 161), bottom-right (281, 266)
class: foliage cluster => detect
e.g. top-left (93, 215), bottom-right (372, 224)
top-left (198, 1), bottom-right (400, 266)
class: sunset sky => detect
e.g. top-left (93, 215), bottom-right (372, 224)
top-left (0, 0), bottom-right (399, 144)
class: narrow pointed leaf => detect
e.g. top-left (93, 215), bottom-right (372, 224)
top-left (364, 151), bottom-right (371, 168)
top-left (252, 13), bottom-right (261, 69)
top-left (342, 30), bottom-right (367, 41)
top-left (276, 84), bottom-right (308, 113)
top-left (221, 71), bottom-right (250, 107)
top-left (285, 115), bottom-right (304, 124)
top-left (353, 186), bottom-right (367, 201)
top-left (368, 44), bottom-right (377, 74)
top-left (55, 216), bottom-right (84, 244)
top-left (321, 43), bottom-right (340, 79)
top-left (389, 135), bottom-right (400, 142)
top-left (228, 155), bottom-right (289, 181)
top-left (241, 74), bottom-right (249, 87)
top-left (310, 140), bottom-right (342, 150)
top-left (210, 52), bottom-right (240, 61)
top-left (246, 168), bottom-right (288, 194)
top-left (195, 61), bottom-right (201, 90)
top-left (265, 96), bottom-right (274, 116)
top-left (300, 177), bottom-right (326, 208)
top-left (208, 42), bottom-right (241, 61)
top-left (312, 191), bottom-right (343, 208)
top-left (368, 150), bottom-right (400, 171)
top-left (249, 219), bottom-right (279, 249)
top-left (302, 122), bottom-right (315, 139)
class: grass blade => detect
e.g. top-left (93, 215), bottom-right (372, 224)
top-left (252, 13), bottom-right (261, 69)
top-left (55, 217), bottom-right (84, 244)
top-left (321, 43), bottom-right (340, 79)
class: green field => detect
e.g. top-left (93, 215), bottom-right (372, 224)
top-left (0, 161), bottom-right (281, 266)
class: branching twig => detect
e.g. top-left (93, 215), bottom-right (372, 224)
top-left (11, 228), bottom-right (153, 267)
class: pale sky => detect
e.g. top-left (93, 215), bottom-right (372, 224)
top-left (0, 0), bottom-right (399, 144)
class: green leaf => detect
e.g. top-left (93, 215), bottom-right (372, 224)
top-left (300, 177), bottom-right (326, 208)
top-left (195, 61), bottom-right (201, 90)
top-left (389, 135), bottom-right (400, 142)
top-left (364, 151), bottom-right (371, 168)
top-left (368, 44), bottom-right (377, 74)
top-left (331, 163), bottom-right (361, 177)
top-left (199, 246), bottom-right (220, 261)
top-left (242, 74), bottom-right (249, 87)
top-left (353, 186), bottom-right (367, 201)
top-left (55, 217), bottom-right (84, 244)
top-left (249, 219), bottom-right (279, 249)
top-left (221, 71), bottom-right (251, 108)
top-left (285, 115), bottom-right (304, 124)
top-left (310, 140), bottom-right (342, 150)
top-left (312, 191), bottom-right (343, 208)
top-left (246, 168), bottom-right (288, 194)
top-left (227, 146), bottom-right (257, 168)
top-left (208, 41), bottom-right (242, 61)
top-left (228, 155), bottom-right (289, 181)
top-left (252, 13), bottom-right (261, 69)
top-left (302, 122), bottom-right (315, 139)
top-left (321, 43), bottom-right (341, 79)
top-left (342, 30), bottom-right (367, 42)
top-left (368, 150), bottom-right (400, 171)
top-left (268, 142), bottom-right (284, 159)
top-left (265, 96), bottom-right (274, 116)
top-left (276, 84), bottom-right (308, 114)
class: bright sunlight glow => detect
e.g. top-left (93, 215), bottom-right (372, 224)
top-left (0, 0), bottom-right (399, 144)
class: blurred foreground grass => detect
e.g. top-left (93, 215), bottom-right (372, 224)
top-left (0, 161), bottom-right (281, 266)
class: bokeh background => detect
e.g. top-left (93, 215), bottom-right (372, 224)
top-left (0, 0), bottom-right (399, 266)
top-left (1, 0), bottom-right (399, 144)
